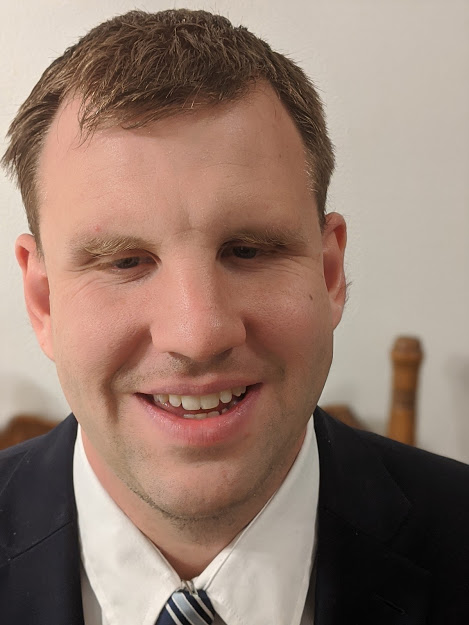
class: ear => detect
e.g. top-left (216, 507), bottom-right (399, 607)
top-left (322, 212), bottom-right (347, 329)
top-left (15, 234), bottom-right (55, 360)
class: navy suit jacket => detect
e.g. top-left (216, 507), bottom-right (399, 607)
top-left (0, 408), bottom-right (468, 624)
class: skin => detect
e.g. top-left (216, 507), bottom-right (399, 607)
top-left (16, 84), bottom-right (346, 579)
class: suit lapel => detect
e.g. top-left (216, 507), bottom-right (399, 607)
top-left (0, 416), bottom-right (84, 624)
top-left (312, 408), bottom-right (431, 624)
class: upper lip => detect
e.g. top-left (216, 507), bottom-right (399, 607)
top-left (139, 381), bottom-right (257, 396)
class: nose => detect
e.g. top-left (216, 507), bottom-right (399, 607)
top-left (149, 261), bottom-right (247, 363)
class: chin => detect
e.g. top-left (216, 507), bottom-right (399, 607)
top-left (129, 460), bottom-right (267, 521)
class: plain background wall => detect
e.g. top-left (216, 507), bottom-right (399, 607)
top-left (0, 0), bottom-right (468, 462)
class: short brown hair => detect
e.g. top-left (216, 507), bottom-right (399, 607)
top-left (2, 9), bottom-right (334, 247)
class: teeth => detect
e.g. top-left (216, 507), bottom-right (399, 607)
top-left (168, 394), bottom-right (182, 407)
top-left (219, 389), bottom-right (233, 404)
top-left (153, 386), bottom-right (247, 409)
top-left (183, 411), bottom-right (220, 420)
top-left (181, 395), bottom-right (201, 411)
top-left (200, 394), bottom-right (220, 410)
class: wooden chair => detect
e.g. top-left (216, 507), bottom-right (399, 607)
top-left (0, 414), bottom-right (58, 450)
top-left (0, 336), bottom-right (423, 450)
top-left (323, 336), bottom-right (424, 446)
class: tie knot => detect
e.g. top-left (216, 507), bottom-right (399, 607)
top-left (156, 588), bottom-right (215, 624)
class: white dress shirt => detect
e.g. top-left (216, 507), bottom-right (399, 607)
top-left (73, 417), bottom-right (319, 625)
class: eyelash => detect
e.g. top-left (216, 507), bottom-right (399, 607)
top-left (109, 256), bottom-right (155, 271)
top-left (225, 245), bottom-right (261, 259)
top-left (223, 242), bottom-right (286, 260)
top-left (103, 244), bottom-right (279, 275)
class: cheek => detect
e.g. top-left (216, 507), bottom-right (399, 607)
top-left (49, 285), bottom-right (142, 387)
top-left (247, 276), bottom-right (333, 358)
top-left (261, 283), bottom-right (333, 405)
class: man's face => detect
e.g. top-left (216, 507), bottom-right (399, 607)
top-left (21, 85), bottom-right (346, 522)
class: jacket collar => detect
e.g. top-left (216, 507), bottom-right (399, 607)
top-left (313, 407), bottom-right (431, 624)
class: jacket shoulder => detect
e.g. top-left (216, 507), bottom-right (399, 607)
top-left (355, 426), bottom-right (469, 502)
top-left (315, 408), bottom-right (469, 621)
top-left (0, 416), bottom-right (77, 499)
top-left (0, 434), bottom-right (48, 493)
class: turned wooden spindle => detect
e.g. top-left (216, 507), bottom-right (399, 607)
top-left (387, 336), bottom-right (423, 446)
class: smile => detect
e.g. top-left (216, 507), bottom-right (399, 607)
top-left (146, 385), bottom-right (248, 420)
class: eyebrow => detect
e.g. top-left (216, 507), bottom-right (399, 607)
top-left (67, 234), bottom-right (151, 263)
top-left (228, 227), bottom-right (308, 248)
top-left (67, 225), bottom-right (309, 263)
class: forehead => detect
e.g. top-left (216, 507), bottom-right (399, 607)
top-left (37, 84), bottom-right (314, 239)
top-left (40, 84), bottom-right (308, 174)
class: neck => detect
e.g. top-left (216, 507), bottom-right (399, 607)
top-left (81, 429), bottom-right (304, 580)
top-left (109, 472), bottom-right (280, 579)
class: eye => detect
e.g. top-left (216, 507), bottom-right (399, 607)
top-left (231, 246), bottom-right (259, 259)
top-left (112, 257), bottom-right (142, 269)
top-left (110, 256), bottom-right (154, 270)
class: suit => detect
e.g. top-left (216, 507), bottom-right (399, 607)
top-left (0, 408), bottom-right (468, 624)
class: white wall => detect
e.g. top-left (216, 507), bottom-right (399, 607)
top-left (1, 0), bottom-right (468, 461)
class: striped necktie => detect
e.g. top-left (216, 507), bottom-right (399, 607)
top-left (155, 588), bottom-right (215, 625)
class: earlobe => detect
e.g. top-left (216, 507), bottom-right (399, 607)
top-left (322, 212), bottom-right (347, 329)
top-left (15, 234), bottom-right (55, 360)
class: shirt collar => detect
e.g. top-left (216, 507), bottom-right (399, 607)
top-left (74, 417), bottom-right (319, 625)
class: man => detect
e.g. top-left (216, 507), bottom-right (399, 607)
top-left (0, 8), bottom-right (468, 624)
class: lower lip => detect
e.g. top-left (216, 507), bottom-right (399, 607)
top-left (136, 385), bottom-right (261, 448)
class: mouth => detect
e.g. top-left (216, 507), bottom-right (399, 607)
top-left (136, 384), bottom-right (260, 447)
top-left (139, 385), bottom-right (251, 420)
